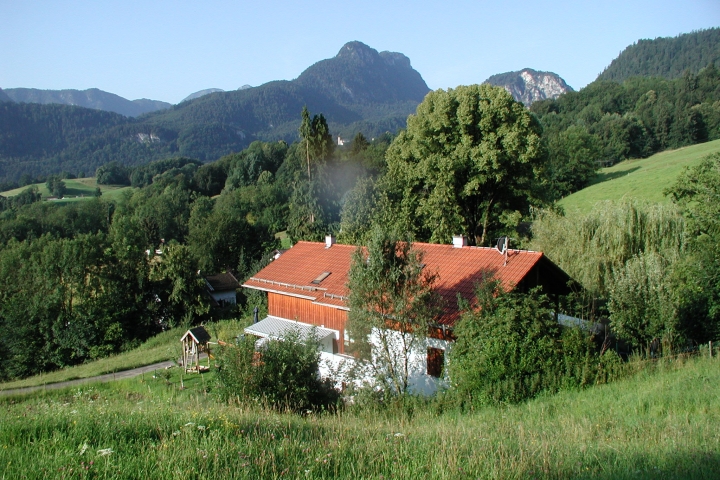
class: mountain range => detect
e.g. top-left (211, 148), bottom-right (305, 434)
top-left (1, 29), bottom-right (716, 183)
top-left (3, 88), bottom-right (171, 117)
top-left (0, 41), bottom-right (434, 180)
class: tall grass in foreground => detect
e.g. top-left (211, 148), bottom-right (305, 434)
top-left (1, 354), bottom-right (718, 479)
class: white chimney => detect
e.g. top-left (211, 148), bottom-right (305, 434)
top-left (452, 235), bottom-right (467, 248)
top-left (325, 235), bottom-right (336, 248)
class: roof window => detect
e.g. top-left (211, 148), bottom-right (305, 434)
top-left (311, 271), bottom-right (332, 284)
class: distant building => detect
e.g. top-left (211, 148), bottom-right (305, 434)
top-left (204, 272), bottom-right (240, 307)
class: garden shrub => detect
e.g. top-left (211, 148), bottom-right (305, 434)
top-left (216, 329), bottom-right (339, 412)
top-left (449, 280), bottom-right (597, 407)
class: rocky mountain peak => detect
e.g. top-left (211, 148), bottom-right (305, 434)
top-left (336, 41), bottom-right (379, 64)
top-left (379, 51), bottom-right (412, 69)
top-left (296, 41), bottom-right (429, 105)
top-left (484, 68), bottom-right (573, 106)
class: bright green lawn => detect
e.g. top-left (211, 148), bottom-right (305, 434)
top-left (0, 354), bottom-right (718, 478)
top-left (275, 230), bottom-right (292, 249)
top-left (559, 139), bottom-right (720, 215)
top-left (1, 177), bottom-right (132, 203)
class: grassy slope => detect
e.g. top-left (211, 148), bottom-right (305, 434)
top-left (559, 139), bottom-right (720, 214)
top-left (1, 177), bottom-right (132, 203)
top-left (0, 320), bottom-right (249, 391)
top-left (0, 354), bottom-right (718, 478)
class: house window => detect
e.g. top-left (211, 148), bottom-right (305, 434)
top-left (427, 347), bottom-right (444, 378)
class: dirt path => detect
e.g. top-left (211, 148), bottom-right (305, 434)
top-left (0, 360), bottom-right (178, 397)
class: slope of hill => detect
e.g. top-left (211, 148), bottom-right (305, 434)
top-left (4, 87), bottom-right (171, 117)
top-left (484, 68), bottom-right (573, 105)
top-left (598, 28), bottom-right (720, 83)
top-left (0, 41), bottom-right (430, 181)
top-left (0, 352), bottom-right (718, 477)
top-left (181, 88), bottom-right (225, 102)
top-left (1, 177), bottom-right (131, 203)
top-left (558, 139), bottom-right (720, 214)
top-left (0, 101), bottom-right (131, 160)
top-left (0, 88), bottom-right (11, 103)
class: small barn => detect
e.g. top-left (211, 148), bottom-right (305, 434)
top-left (180, 326), bottom-right (212, 373)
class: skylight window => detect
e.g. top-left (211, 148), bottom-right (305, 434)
top-left (311, 271), bottom-right (331, 284)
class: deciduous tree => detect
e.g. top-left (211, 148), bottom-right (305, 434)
top-left (346, 226), bottom-right (440, 395)
top-left (381, 84), bottom-right (545, 245)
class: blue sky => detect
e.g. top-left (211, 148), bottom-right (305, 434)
top-left (1, 0), bottom-right (718, 104)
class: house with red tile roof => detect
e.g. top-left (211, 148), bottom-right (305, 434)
top-left (242, 235), bottom-right (573, 394)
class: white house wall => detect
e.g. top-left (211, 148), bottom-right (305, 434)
top-left (367, 327), bottom-right (451, 395)
top-left (317, 327), bottom-right (451, 396)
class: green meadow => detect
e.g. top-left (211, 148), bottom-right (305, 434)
top-left (1, 351), bottom-right (718, 479)
top-left (559, 139), bottom-right (720, 214)
top-left (0, 320), bottom-right (248, 391)
top-left (1, 177), bottom-right (132, 203)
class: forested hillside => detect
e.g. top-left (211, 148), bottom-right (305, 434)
top-left (598, 28), bottom-right (720, 83)
top-left (531, 62), bottom-right (720, 198)
top-left (0, 102), bottom-right (179, 182)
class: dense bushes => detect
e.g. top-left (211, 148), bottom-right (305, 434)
top-left (449, 281), bottom-right (596, 406)
top-left (216, 330), bottom-right (339, 411)
top-left (531, 156), bottom-right (720, 352)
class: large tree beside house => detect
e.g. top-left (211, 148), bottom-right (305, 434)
top-left (380, 84), bottom-right (546, 246)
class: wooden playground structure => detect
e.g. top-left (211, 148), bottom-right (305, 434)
top-left (180, 326), bottom-right (213, 373)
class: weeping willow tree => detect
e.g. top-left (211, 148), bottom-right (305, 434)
top-left (531, 200), bottom-right (687, 351)
top-left (608, 251), bottom-right (680, 349)
top-left (531, 199), bottom-right (686, 299)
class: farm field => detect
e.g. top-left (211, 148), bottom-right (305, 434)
top-left (0, 352), bottom-right (718, 479)
top-left (559, 139), bottom-right (720, 214)
top-left (1, 177), bottom-right (132, 203)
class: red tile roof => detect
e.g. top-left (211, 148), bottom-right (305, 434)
top-left (243, 241), bottom-right (570, 326)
